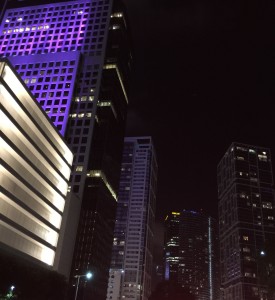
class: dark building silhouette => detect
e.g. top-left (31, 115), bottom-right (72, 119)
top-left (218, 143), bottom-right (275, 300)
top-left (164, 210), bottom-right (220, 300)
top-left (149, 280), bottom-right (196, 300)
top-left (0, 0), bottom-right (132, 299)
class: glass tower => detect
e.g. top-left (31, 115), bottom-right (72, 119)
top-left (164, 210), bottom-right (220, 300)
top-left (164, 212), bottom-right (181, 282)
top-left (218, 143), bottom-right (275, 300)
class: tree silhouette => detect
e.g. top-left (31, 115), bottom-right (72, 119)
top-left (149, 280), bottom-right (196, 300)
top-left (0, 251), bottom-right (67, 300)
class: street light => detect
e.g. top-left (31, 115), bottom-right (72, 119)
top-left (74, 272), bottom-right (92, 300)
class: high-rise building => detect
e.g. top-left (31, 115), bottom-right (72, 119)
top-left (217, 142), bottom-right (275, 300)
top-left (0, 58), bottom-right (73, 268)
top-left (164, 211), bottom-right (181, 282)
top-left (164, 210), bottom-right (220, 300)
top-left (106, 137), bottom-right (158, 300)
top-left (0, 0), bottom-right (132, 298)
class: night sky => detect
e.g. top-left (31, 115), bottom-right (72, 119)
top-left (122, 0), bottom-right (275, 220)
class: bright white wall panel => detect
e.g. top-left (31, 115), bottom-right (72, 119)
top-left (0, 166), bottom-right (62, 229)
top-left (0, 193), bottom-right (59, 247)
top-left (0, 221), bottom-right (55, 266)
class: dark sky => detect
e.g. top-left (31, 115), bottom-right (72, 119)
top-left (122, 0), bottom-right (275, 220)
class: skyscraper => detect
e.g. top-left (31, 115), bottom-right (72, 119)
top-left (217, 142), bottom-right (275, 300)
top-left (164, 210), bottom-right (220, 300)
top-left (164, 212), bottom-right (181, 283)
top-left (106, 137), bottom-right (158, 300)
top-left (0, 0), bottom-right (132, 298)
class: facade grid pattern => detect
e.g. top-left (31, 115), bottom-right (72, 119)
top-left (106, 137), bottom-right (158, 300)
top-left (217, 143), bottom-right (275, 300)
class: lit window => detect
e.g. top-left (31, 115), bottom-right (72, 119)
top-left (258, 154), bottom-right (267, 162)
top-left (236, 156), bottom-right (245, 160)
top-left (263, 202), bottom-right (272, 209)
top-left (243, 236), bottom-right (249, 241)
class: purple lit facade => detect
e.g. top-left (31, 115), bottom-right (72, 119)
top-left (0, 0), bottom-right (132, 299)
top-left (0, 0), bottom-right (109, 142)
top-left (7, 52), bottom-right (80, 136)
top-left (0, 0), bottom-right (114, 196)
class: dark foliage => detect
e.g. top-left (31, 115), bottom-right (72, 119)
top-left (149, 280), bottom-right (196, 300)
top-left (0, 251), bottom-right (67, 300)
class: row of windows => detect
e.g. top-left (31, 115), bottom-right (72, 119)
top-left (1, 4), bottom-right (109, 56)
top-left (13, 60), bottom-right (77, 136)
top-left (5, 0), bottom-right (109, 16)
top-left (4, 13), bottom-right (89, 26)
top-left (1, 45), bottom-right (103, 56)
top-left (2, 24), bottom-right (106, 37)
top-left (6, 2), bottom-right (90, 16)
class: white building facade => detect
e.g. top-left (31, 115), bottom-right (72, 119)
top-left (106, 137), bottom-right (158, 300)
top-left (0, 59), bottom-right (73, 267)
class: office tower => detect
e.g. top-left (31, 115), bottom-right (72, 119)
top-left (0, 58), bottom-right (73, 267)
top-left (0, 0), bottom-right (132, 299)
top-left (217, 143), bottom-right (275, 300)
top-left (164, 210), bottom-right (220, 300)
top-left (106, 137), bottom-right (158, 300)
top-left (164, 212), bottom-right (181, 282)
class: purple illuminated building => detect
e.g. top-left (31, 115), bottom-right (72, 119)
top-left (0, 0), bottom-right (132, 299)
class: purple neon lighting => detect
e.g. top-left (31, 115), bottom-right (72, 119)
top-left (0, 0), bottom-right (109, 135)
top-left (0, 3), bottom-right (94, 57)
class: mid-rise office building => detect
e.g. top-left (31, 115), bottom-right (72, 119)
top-left (106, 137), bottom-right (158, 300)
top-left (164, 210), bottom-right (220, 300)
top-left (0, 0), bottom-right (132, 298)
top-left (0, 58), bottom-right (73, 268)
top-left (217, 143), bottom-right (275, 300)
